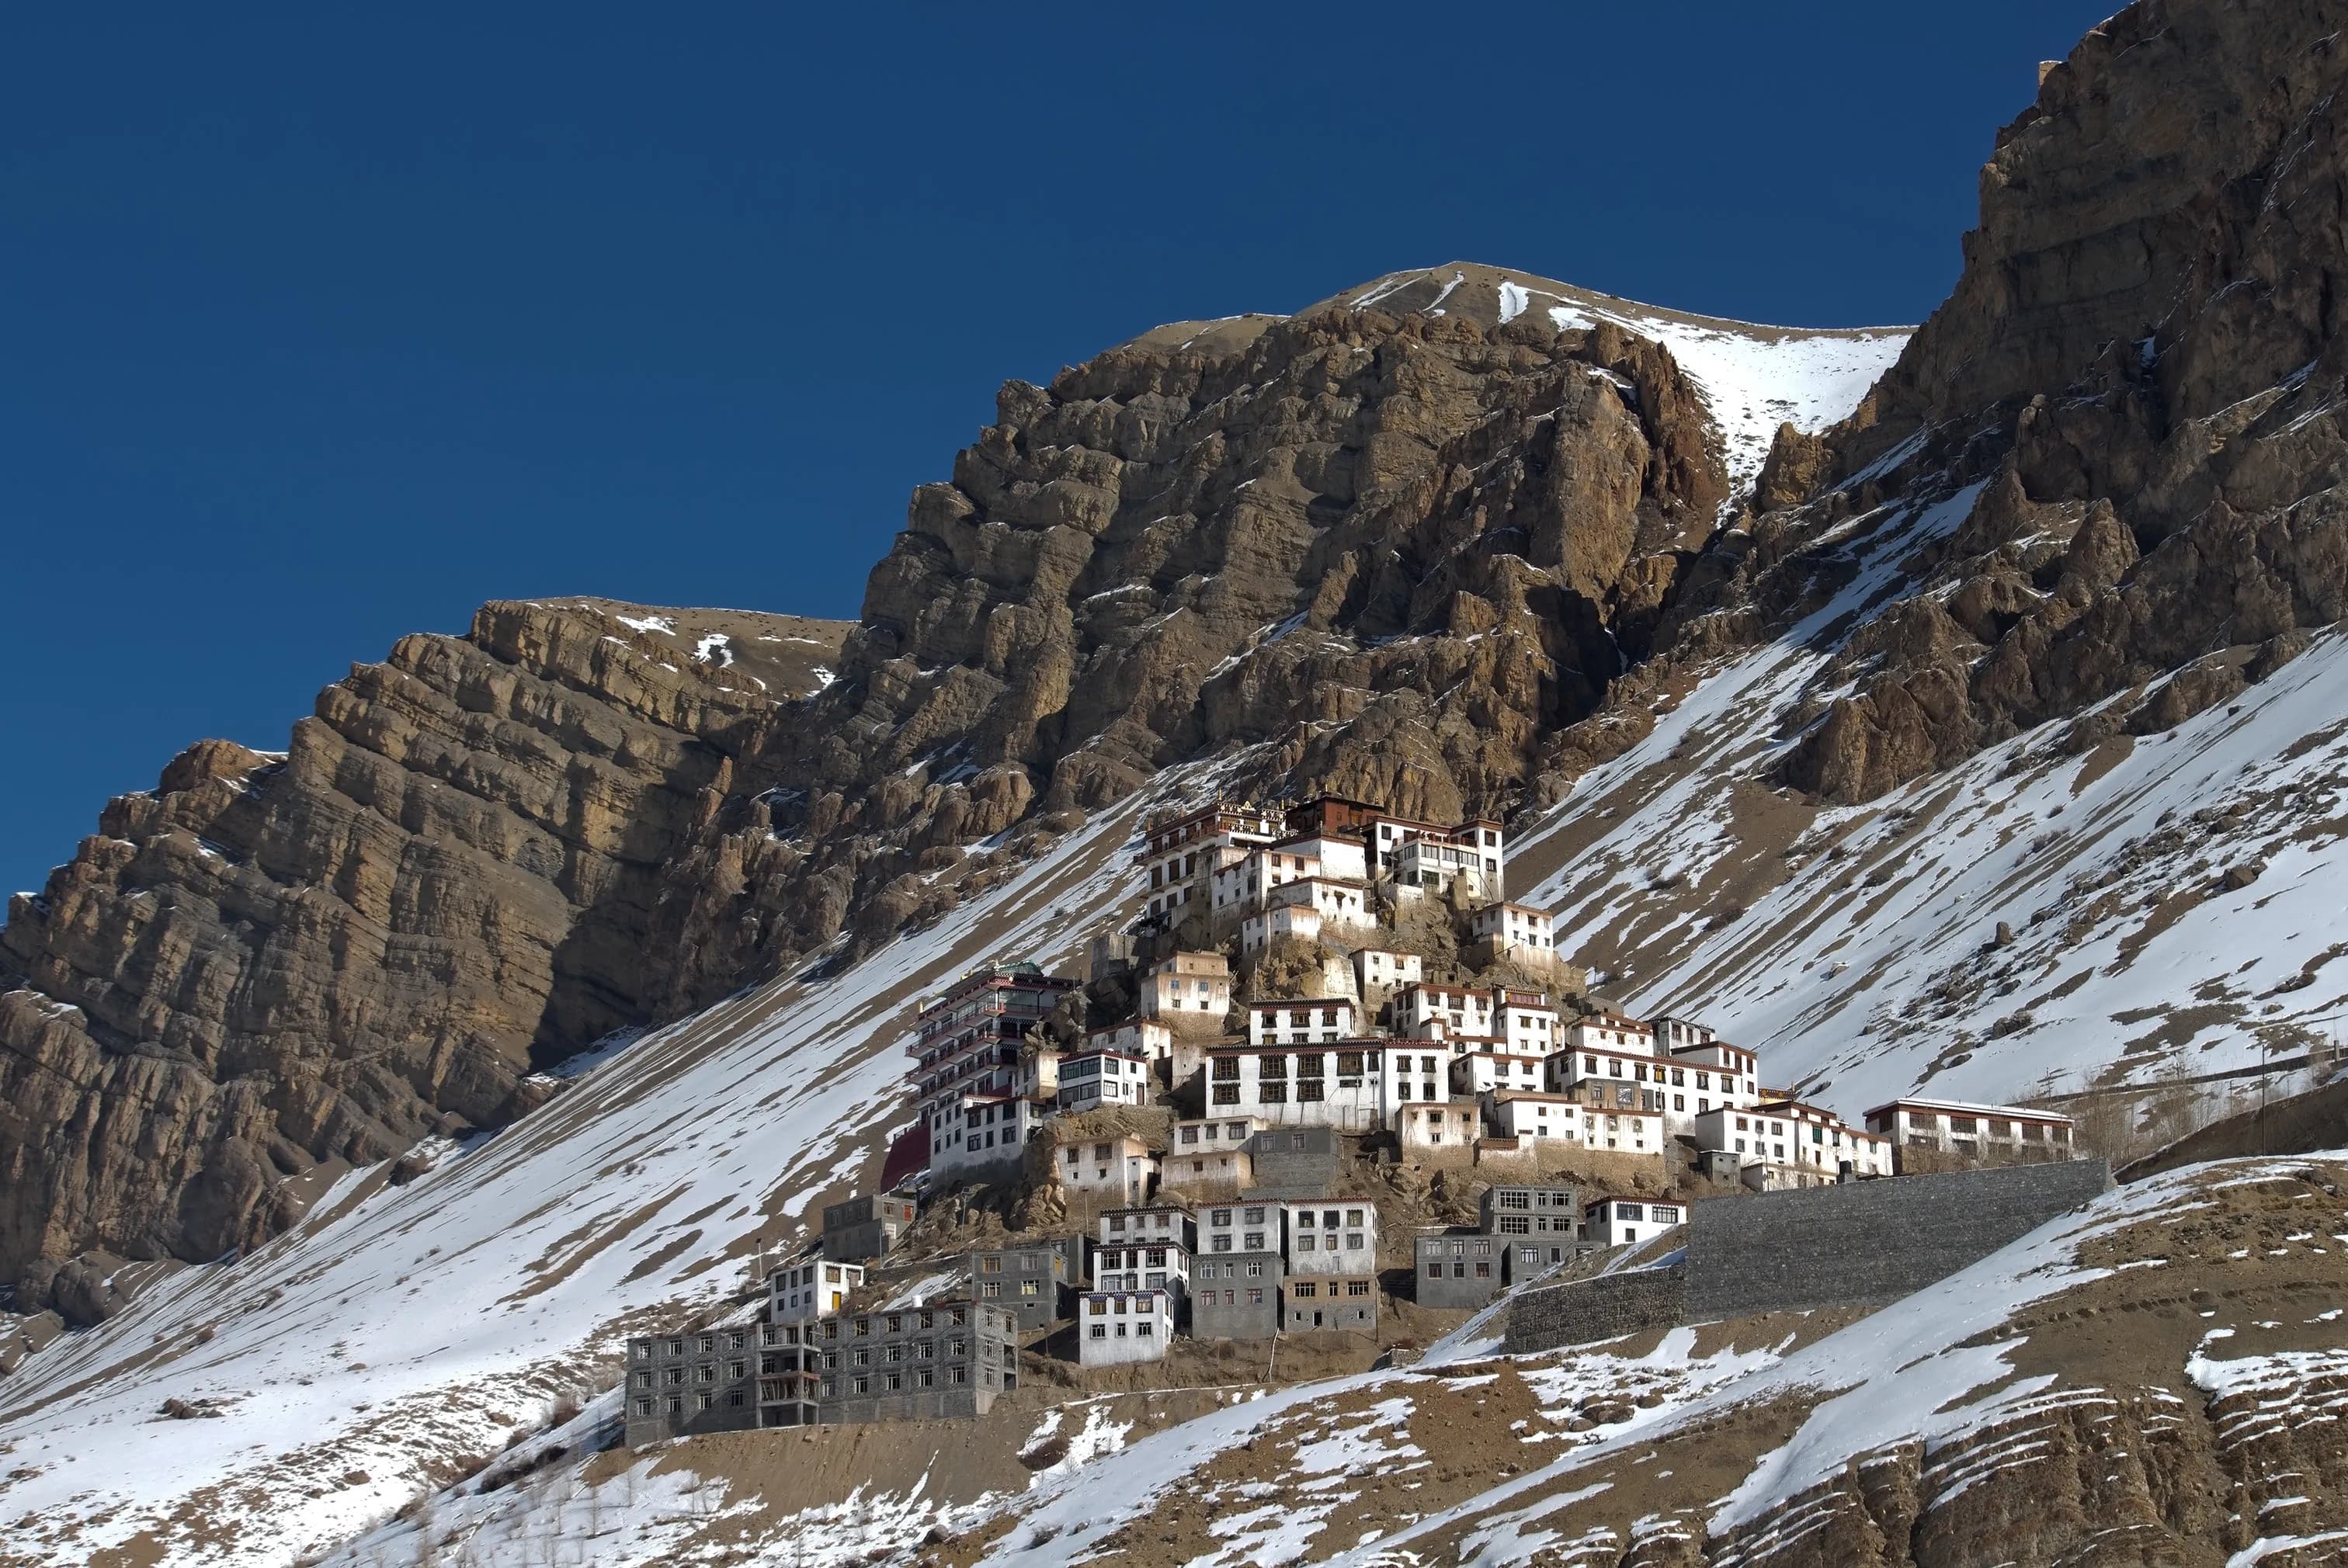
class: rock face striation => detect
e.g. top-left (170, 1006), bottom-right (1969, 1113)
top-left (0, 600), bottom-right (846, 1309)
top-left (1711, 0), bottom-right (2348, 803)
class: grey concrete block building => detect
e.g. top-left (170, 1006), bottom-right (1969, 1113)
top-left (1415, 1230), bottom-right (1506, 1309)
top-left (1282, 1273), bottom-right (1377, 1332)
top-left (1190, 1251), bottom-right (1282, 1339)
top-left (624, 1324), bottom-right (761, 1447)
top-left (1245, 1127), bottom-right (1341, 1195)
top-left (824, 1194), bottom-right (918, 1263)
top-left (1480, 1184), bottom-right (1582, 1278)
top-left (969, 1241), bottom-right (1074, 1331)
top-left (805, 1300), bottom-right (1021, 1424)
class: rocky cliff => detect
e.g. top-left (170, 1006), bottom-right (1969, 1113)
top-left (1690, 0), bottom-right (2348, 804)
top-left (641, 264), bottom-right (1905, 1008)
top-left (0, 598), bottom-right (846, 1308)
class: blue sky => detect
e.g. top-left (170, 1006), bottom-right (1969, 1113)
top-left (2, 2), bottom-right (2116, 899)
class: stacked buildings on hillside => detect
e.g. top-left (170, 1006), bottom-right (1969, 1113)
top-left (907, 794), bottom-right (2039, 1203)
top-left (628, 790), bottom-right (2083, 1448)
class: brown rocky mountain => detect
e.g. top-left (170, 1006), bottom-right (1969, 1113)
top-left (12, 0), bottom-right (2348, 1325)
top-left (2, 2), bottom-right (2347, 1561)
top-left (0, 598), bottom-right (846, 1313)
top-left (1732, 0), bottom-right (2348, 803)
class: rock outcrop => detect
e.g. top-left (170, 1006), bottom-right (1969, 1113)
top-left (0, 599), bottom-right (846, 1306)
top-left (1708, 0), bottom-right (2348, 803)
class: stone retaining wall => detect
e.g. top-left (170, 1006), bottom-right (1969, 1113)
top-left (1503, 1160), bottom-right (2111, 1351)
top-left (1681, 1158), bottom-right (2113, 1321)
top-left (1502, 1264), bottom-right (1685, 1353)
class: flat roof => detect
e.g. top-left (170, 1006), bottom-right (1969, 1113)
top-left (1863, 1096), bottom-right (2074, 1122)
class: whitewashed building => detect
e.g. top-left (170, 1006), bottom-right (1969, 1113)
top-left (1280, 1199), bottom-right (1377, 1275)
top-left (1210, 845), bottom-right (1325, 924)
top-left (1239, 901), bottom-right (1322, 956)
top-left (1137, 951), bottom-right (1232, 1023)
top-left (1584, 1195), bottom-right (1684, 1248)
top-left (1245, 998), bottom-right (1356, 1047)
top-left (1056, 1049), bottom-right (1150, 1113)
top-left (1563, 1011), bottom-right (1656, 1057)
top-left (1135, 804), bottom-right (1277, 928)
top-left (1055, 1134), bottom-right (1160, 1205)
top-left (1099, 1204), bottom-right (1196, 1254)
top-left (1199, 1199), bottom-right (1280, 1255)
top-left (1085, 1019), bottom-right (1172, 1062)
top-left (1450, 1049), bottom-right (1548, 1096)
top-left (1486, 1094), bottom-right (1668, 1163)
top-left (1266, 830), bottom-right (1369, 885)
top-left (1349, 946), bottom-right (1423, 1000)
top-left (1078, 1289), bottom-right (1172, 1365)
top-left (767, 1258), bottom-right (865, 1323)
top-left (1697, 1099), bottom-right (1893, 1189)
top-left (1493, 989), bottom-right (1559, 1055)
top-left (1861, 1098), bottom-right (2076, 1171)
top-left (1395, 983), bottom-right (1495, 1039)
top-left (1092, 1235), bottom-right (1190, 1299)
top-left (1266, 875), bottom-right (1375, 935)
top-left (1395, 1101), bottom-right (1482, 1153)
top-left (1469, 902), bottom-right (1558, 966)
top-left (1205, 1039), bottom-right (1402, 1131)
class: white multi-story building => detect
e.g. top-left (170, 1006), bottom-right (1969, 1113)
top-left (1653, 1039), bottom-right (1763, 1134)
top-left (1860, 1098), bottom-right (2076, 1171)
top-left (1545, 1042), bottom-right (1668, 1108)
top-left (1393, 835), bottom-right (1501, 901)
top-left (1563, 1011), bottom-right (1656, 1057)
top-left (1245, 998), bottom-right (1357, 1046)
top-left (1652, 1015), bottom-right (1717, 1053)
top-left (1487, 1093), bottom-right (1668, 1161)
top-left (1469, 902), bottom-right (1558, 966)
top-left (767, 1258), bottom-right (865, 1323)
top-left (1199, 1198), bottom-right (1280, 1255)
top-left (1056, 1049), bottom-right (1150, 1113)
top-left (1078, 1289), bottom-right (1172, 1365)
top-left (1349, 946), bottom-right (1423, 1000)
top-left (1084, 1020), bottom-right (1172, 1062)
top-left (1266, 876), bottom-right (1375, 934)
top-left (1136, 951), bottom-right (1232, 1022)
top-left (1266, 830), bottom-right (1370, 885)
top-left (1054, 1133), bottom-right (1160, 1205)
top-left (1205, 1039), bottom-right (1447, 1132)
top-left (1135, 803), bottom-right (1278, 928)
top-left (1493, 989), bottom-right (1559, 1055)
top-left (1450, 1049), bottom-right (1548, 1096)
top-left (1395, 983), bottom-right (1495, 1039)
top-left (1093, 1235), bottom-right (1190, 1299)
top-left (1280, 1199), bottom-right (1377, 1275)
top-left (939, 1094), bottom-right (1054, 1176)
top-left (1697, 1099), bottom-right (1893, 1188)
top-left (1210, 845), bottom-right (1324, 924)
top-left (1098, 1205), bottom-right (1196, 1253)
top-left (1584, 1195), bottom-right (1684, 1248)
top-left (1239, 902), bottom-right (1321, 956)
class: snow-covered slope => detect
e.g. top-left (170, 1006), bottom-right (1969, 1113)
top-left (287, 1155), bottom-right (2348, 1568)
top-left (0, 783), bottom-right (1179, 1567)
top-left (1495, 478), bottom-right (2348, 1129)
